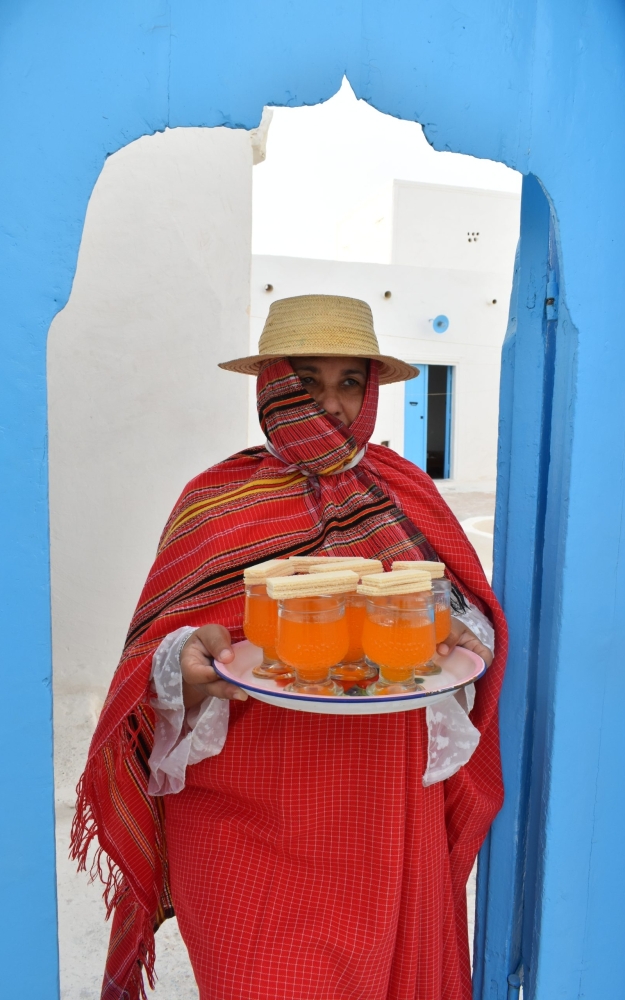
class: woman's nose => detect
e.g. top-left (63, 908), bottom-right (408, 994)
top-left (319, 390), bottom-right (343, 417)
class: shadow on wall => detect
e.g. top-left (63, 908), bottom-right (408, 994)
top-left (48, 126), bottom-right (254, 999)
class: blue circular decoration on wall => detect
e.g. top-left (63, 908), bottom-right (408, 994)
top-left (433, 314), bottom-right (449, 333)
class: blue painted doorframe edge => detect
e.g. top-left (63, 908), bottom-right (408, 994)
top-left (473, 175), bottom-right (555, 998)
top-left (2, 2), bottom-right (625, 998)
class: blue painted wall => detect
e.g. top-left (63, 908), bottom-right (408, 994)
top-left (1, 1), bottom-right (624, 997)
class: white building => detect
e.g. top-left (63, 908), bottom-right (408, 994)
top-left (249, 180), bottom-right (520, 488)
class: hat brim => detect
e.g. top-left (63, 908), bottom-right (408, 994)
top-left (218, 353), bottom-right (419, 385)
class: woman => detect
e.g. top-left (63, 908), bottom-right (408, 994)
top-left (73, 294), bottom-right (507, 1000)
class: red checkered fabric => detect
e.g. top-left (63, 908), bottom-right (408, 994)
top-left (257, 356), bottom-right (378, 474)
top-left (72, 359), bottom-right (507, 1000)
top-left (167, 705), bottom-right (464, 1000)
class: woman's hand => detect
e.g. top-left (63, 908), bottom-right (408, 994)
top-left (180, 625), bottom-right (248, 708)
top-left (436, 617), bottom-right (493, 667)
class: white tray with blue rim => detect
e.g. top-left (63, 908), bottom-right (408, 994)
top-left (214, 640), bottom-right (486, 716)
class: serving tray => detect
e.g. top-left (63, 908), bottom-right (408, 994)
top-left (213, 640), bottom-right (486, 716)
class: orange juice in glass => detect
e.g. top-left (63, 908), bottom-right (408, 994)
top-left (303, 560), bottom-right (382, 686)
top-left (330, 592), bottom-right (377, 685)
top-left (362, 592), bottom-right (436, 694)
top-left (391, 561), bottom-right (449, 676)
top-left (277, 596), bottom-right (348, 696)
top-left (245, 583), bottom-right (292, 677)
top-left (243, 560), bottom-right (295, 678)
top-left (413, 577), bottom-right (452, 676)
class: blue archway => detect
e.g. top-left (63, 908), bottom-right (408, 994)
top-left (1, 2), bottom-right (624, 997)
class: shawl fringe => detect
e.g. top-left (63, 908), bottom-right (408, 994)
top-left (71, 717), bottom-right (159, 1000)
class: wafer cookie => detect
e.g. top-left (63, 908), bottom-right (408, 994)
top-left (243, 559), bottom-right (295, 583)
top-left (392, 560), bottom-right (446, 579)
top-left (288, 555), bottom-right (373, 571)
top-left (308, 558), bottom-right (382, 581)
top-left (357, 569), bottom-right (432, 596)
top-left (266, 570), bottom-right (359, 600)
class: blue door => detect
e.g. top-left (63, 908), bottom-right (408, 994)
top-left (404, 365), bottom-right (453, 477)
top-left (404, 364), bottom-right (428, 469)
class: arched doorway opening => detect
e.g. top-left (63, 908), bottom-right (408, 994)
top-left (48, 83), bottom-right (525, 996)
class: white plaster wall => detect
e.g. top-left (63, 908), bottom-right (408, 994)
top-left (249, 255), bottom-right (514, 487)
top-left (48, 126), bottom-right (253, 999)
top-left (336, 179), bottom-right (520, 273)
top-left (335, 183), bottom-right (394, 262)
top-left (392, 180), bottom-right (521, 272)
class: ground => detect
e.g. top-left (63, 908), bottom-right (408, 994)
top-left (438, 489), bottom-right (496, 523)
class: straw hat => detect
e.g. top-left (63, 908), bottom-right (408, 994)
top-left (218, 294), bottom-right (419, 385)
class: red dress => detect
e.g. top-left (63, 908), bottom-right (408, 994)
top-left (166, 704), bottom-right (467, 999)
top-left (73, 359), bottom-right (507, 1000)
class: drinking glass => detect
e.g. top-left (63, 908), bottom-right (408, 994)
top-left (244, 583), bottom-right (293, 678)
top-left (362, 592), bottom-right (436, 694)
top-left (416, 578), bottom-right (452, 676)
top-left (277, 596), bottom-right (348, 696)
top-left (330, 592), bottom-right (377, 686)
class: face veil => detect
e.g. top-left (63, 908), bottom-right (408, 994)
top-left (257, 357), bottom-right (378, 476)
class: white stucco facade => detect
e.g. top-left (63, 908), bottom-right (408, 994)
top-left (337, 178), bottom-right (520, 270)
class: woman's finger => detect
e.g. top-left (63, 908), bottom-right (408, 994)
top-left (437, 620), bottom-right (493, 663)
top-left (193, 624), bottom-right (235, 664)
top-left (461, 635), bottom-right (493, 667)
top-left (180, 625), bottom-right (240, 698)
top-left (181, 626), bottom-right (235, 684)
top-left (181, 644), bottom-right (220, 686)
top-left (436, 630), bottom-right (462, 657)
top-left (185, 677), bottom-right (248, 701)
top-left (180, 626), bottom-right (247, 705)
top-left (438, 628), bottom-right (493, 667)
top-left (205, 679), bottom-right (248, 701)
top-left (436, 617), bottom-right (465, 657)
